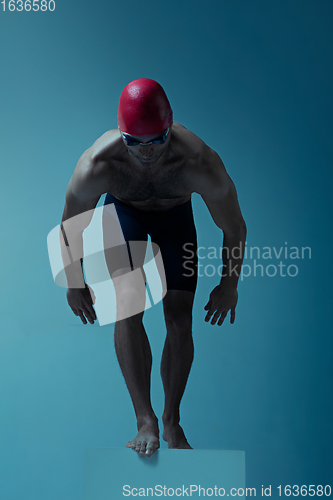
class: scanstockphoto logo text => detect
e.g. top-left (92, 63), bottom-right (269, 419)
top-left (182, 242), bottom-right (311, 280)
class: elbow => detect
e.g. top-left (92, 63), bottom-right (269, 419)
top-left (239, 219), bottom-right (247, 243)
top-left (241, 218), bottom-right (247, 237)
top-left (227, 218), bottom-right (247, 240)
top-left (232, 216), bottom-right (247, 236)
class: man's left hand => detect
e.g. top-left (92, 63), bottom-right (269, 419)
top-left (204, 285), bottom-right (238, 326)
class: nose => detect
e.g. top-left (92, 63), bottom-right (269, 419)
top-left (139, 144), bottom-right (154, 158)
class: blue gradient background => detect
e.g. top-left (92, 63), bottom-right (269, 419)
top-left (0, 1), bottom-right (332, 498)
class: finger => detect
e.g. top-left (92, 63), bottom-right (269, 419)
top-left (204, 299), bottom-right (211, 311)
top-left (217, 311), bottom-right (228, 326)
top-left (230, 308), bottom-right (236, 324)
top-left (78, 310), bottom-right (87, 325)
top-left (210, 310), bottom-right (222, 325)
top-left (83, 303), bottom-right (97, 322)
top-left (88, 303), bottom-right (97, 321)
top-left (70, 306), bottom-right (79, 316)
top-left (82, 298), bottom-right (97, 321)
top-left (205, 307), bottom-right (215, 322)
top-left (82, 306), bottom-right (95, 325)
top-left (90, 306), bottom-right (97, 321)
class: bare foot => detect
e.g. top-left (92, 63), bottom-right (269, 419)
top-left (162, 423), bottom-right (192, 449)
top-left (126, 423), bottom-right (160, 457)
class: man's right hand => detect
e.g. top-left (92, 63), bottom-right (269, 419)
top-left (66, 286), bottom-right (97, 325)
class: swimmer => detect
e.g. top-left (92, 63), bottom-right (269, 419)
top-left (61, 78), bottom-right (247, 457)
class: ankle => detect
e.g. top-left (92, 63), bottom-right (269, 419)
top-left (137, 414), bottom-right (158, 430)
top-left (162, 413), bottom-right (180, 427)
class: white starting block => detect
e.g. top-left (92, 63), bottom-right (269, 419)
top-left (84, 448), bottom-right (246, 499)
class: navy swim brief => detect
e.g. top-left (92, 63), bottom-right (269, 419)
top-left (103, 193), bottom-right (198, 293)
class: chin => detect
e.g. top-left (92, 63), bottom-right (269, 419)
top-left (140, 157), bottom-right (159, 164)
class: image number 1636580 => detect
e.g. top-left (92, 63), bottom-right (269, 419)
top-left (1, 0), bottom-right (55, 11)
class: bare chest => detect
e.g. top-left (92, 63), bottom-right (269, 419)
top-left (108, 160), bottom-right (190, 202)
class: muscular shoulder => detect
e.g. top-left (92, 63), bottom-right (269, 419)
top-left (173, 124), bottom-right (230, 198)
top-left (66, 152), bottom-right (108, 205)
top-left (172, 122), bottom-right (207, 160)
top-left (86, 128), bottom-right (123, 161)
top-left (193, 148), bottom-right (231, 199)
top-left (67, 129), bottom-right (121, 202)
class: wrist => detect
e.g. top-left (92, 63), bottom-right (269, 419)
top-left (219, 276), bottom-right (238, 292)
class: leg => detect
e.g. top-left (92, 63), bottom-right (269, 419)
top-left (147, 200), bottom-right (198, 448)
top-left (113, 268), bottom-right (160, 457)
top-left (102, 198), bottom-right (159, 456)
top-left (161, 289), bottom-right (195, 449)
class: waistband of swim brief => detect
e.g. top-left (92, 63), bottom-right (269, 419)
top-left (104, 193), bottom-right (192, 211)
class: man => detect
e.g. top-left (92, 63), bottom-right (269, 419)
top-left (61, 78), bottom-right (247, 457)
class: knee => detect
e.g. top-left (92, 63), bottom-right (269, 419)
top-left (115, 310), bottom-right (144, 330)
top-left (164, 310), bottom-right (193, 336)
top-left (165, 313), bottom-right (193, 351)
top-left (113, 270), bottom-right (147, 320)
top-left (163, 291), bottom-right (194, 337)
top-left (116, 284), bottom-right (145, 304)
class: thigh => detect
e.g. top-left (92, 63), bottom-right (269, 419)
top-left (103, 195), bottom-right (148, 277)
top-left (151, 200), bottom-right (198, 293)
top-left (103, 196), bottom-right (149, 321)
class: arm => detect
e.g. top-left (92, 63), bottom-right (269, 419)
top-left (195, 148), bottom-right (247, 326)
top-left (60, 154), bottom-right (104, 324)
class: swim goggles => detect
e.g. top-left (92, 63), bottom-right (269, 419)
top-left (121, 128), bottom-right (170, 147)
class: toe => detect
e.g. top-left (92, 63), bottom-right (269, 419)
top-left (135, 441), bottom-right (141, 452)
top-left (139, 442), bottom-right (147, 455)
top-left (146, 440), bottom-right (159, 457)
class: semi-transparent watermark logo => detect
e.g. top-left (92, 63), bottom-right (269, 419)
top-left (47, 203), bottom-right (167, 326)
top-left (182, 242), bottom-right (311, 280)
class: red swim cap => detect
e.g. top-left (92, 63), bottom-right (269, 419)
top-left (117, 78), bottom-right (173, 135)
